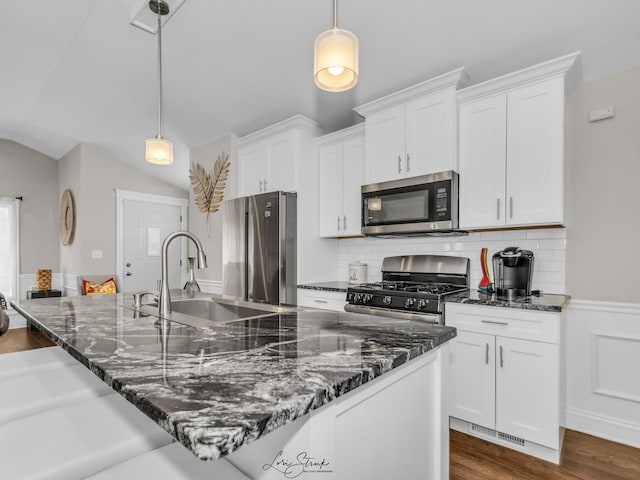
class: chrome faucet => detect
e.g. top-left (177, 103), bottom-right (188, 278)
top-left (159, 231), bottom-right (207, 317)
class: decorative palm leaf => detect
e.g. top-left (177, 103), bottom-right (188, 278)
top-left (190, 162), bottom-right (213, 213)
top-left (189, 151), bottom-right (231, 236)
top-left (208, 152), bottom-right (230, 214)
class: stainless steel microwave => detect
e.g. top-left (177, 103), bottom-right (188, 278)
top-left (361, 171), bottom-right (461, 236)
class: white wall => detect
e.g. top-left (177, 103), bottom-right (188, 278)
top-left (561, 66), bottom-right (640, 447)
top-left (565, 65), bottom-right (640, 304)
top-left (0, 139), bottom-right (59, 274)
top-left (187, 134), bottom-right (237, 283)
top-left (59, 143), bottom-right (188, 277)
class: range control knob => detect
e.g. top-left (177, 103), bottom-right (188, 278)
top-left (382, 296), bottom-right (392, 306)
top-left (363, 294), bottom-right (373, 304)
top-left (405, 298), bottom-right (416, 308)
top-left (417, 299), bottom-right (428, 309)
top-left (353, 293), bottom-right (362, 303)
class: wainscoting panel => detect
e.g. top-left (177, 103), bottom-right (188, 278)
top-left (592, 331), bottom-right (640, 404)
top-left (565, 300), bottom-right (640, 448)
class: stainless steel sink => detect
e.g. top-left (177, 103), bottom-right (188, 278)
top-left (127, 295), bottom-right (296, 328)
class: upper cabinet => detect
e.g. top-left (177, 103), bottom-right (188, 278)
top-left (354, 68), bottom-right (468, 185)
top-left (235, 115), bottom-right (340, 285)
top-left (236, 115), bottom-right (322, 197)
top-left (317, 124), bottom-right (365, 238)
top-left (458, 52), bottom-right (581, 230)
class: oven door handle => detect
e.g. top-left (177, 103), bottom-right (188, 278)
top-left (344, 304), bottom-right (441, 324)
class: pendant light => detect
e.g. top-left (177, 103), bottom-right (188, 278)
top-left (145, 0), bottom-right (173, 165)
top-left (313, 0), bottom-right (358, 92)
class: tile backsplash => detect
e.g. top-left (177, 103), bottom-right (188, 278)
top-left (338, 228), bottom-right (566, 294)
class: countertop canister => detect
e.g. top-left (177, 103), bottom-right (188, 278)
top-left (348, 261), bottom-right (368, 284)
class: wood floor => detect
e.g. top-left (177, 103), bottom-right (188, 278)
top-left (450, 429), bottom-right (640, 480)
top-left (2, 328), bottom-right (639, 479)
top-left (0, 327), bottom-right (54, 354)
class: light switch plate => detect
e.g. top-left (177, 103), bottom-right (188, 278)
top-left (91, 250), bottom-right (103, 260)
top-left (588, 107), bottom-right (614, 122)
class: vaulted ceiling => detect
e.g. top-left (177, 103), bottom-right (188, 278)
top-left (2, 0), bottom-right (639, 189)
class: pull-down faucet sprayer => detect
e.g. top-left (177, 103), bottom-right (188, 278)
top-left (159, 231), bottom-right (207, 317)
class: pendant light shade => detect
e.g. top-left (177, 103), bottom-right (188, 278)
top-left (314, 0), bottom-right (358, 92)
top-left (145, 137), bottom-right (174, 165)
top-left (145, 0), bottom-right (173, 165)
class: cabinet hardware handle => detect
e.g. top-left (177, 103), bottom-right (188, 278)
top-left (398, 155), bottom-right (402, 174)
top-left (509, 196), bottom-right (514, 219)
top-left (259, 180), bottom-right (263, 192)
top-left (497, 198), bottom-right (500, 220)
top-left (406, 153), bottom-right (411, 172)
top-left (481, 319), bottom-right (509, 325)
top-left (314, 299), bottom-right (328, 304)
top-left (337, 216), bottom-right (341, 231)
top-left (126, 272), bottom-right (132, 276)
top-left (485, 343), bottom-right (489, 365)
top-left (499, 345), bottom-right (504, 368)
top-left (343, 215), bottom-right (347, 230)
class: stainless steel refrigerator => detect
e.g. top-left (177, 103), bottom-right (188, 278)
top-left (222, 191), bottom-right (297, 306)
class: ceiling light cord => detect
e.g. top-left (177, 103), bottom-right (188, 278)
top-left (333, 0), bottom-right (337, 28)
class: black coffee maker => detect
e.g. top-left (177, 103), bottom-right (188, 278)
top-left (492, 247), bottom-right (534, 298)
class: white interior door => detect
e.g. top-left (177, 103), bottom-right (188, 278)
top-left (121, 199), bottom-right (184, 293)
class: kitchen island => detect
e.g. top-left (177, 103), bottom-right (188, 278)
top-left (11, 292), bottom-right (455, 479)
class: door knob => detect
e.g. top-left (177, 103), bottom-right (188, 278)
top-left (126, 262), bottom-right (132, 267)
top-left (126, 272), bottom-right (132, 277)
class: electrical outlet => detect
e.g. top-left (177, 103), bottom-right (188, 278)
top-left (588, 107), bottom-right (614, 122)
top-left (91, 250), bottom-right (103, 260)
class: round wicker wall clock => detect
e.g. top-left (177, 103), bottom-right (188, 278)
top-left (59, 189), bottom-right (75, 246)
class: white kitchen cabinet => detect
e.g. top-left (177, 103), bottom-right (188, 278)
top-left (297, 288), bottom-right (346, 312)
top-left (448, 330), bottom-right (496, 428)
top-left (238, 130), bottom-right (298, 196)
top-left (317, 124), bottom-right (365, 237)
top-left (355, 68), bottom-right (468, 185)
top-left (458, 52), bottom-right (580, 230)
top-left (446, 303), bottom-right (562, 463)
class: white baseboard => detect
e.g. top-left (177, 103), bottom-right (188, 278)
top-left (564, 408), bottom-right (640, 449)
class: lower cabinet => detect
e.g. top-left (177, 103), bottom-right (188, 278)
top-left (445, 303), bottom-right (562, 462)
top-left (297, 289), bottom-right (347, 312)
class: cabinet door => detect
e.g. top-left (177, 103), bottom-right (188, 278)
top-left (495, 337), bottom-right (559, 448)
top-left (266, 133), bottom-right (296, 192)
top-left (364, 105), bottom-right (406, 184)
top-left (405, 88), bottom-right (457, 176)
top-left (341, 136), bottom-right (365, 236)
top-left (238, 143), bottom-right (269, 196)
top-left (459, 95), bottom-right (507, 229)
top-left (506, 78), bottom-right (564, 226)
top-left (448, 331), bottom-right (496, 428)
top-left (318, 144), bottom-right (344, 237)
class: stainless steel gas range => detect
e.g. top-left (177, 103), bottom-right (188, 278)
top-left (345, 255), bottom-right (470, 324)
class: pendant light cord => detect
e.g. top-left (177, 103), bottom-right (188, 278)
top-left (156, 2), bottom-right (163, 139)
top-left (333, 0), bottom-right (337, 28)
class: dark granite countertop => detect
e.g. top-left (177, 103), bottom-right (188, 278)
top-left (11, 293), bottom-right (455, 461)
top-left (297, 281), bottom-right (351, 292)
top-left (446, 289), bottom-right (570, 312)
